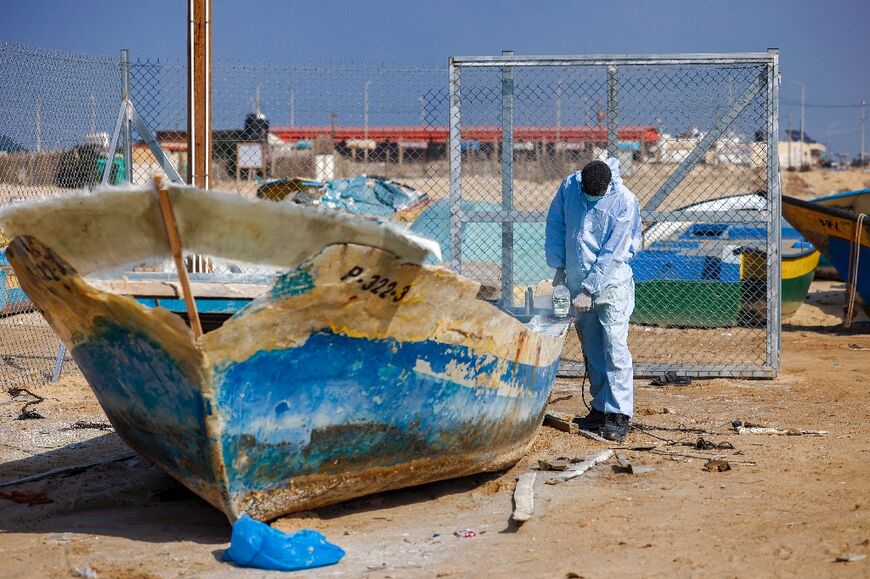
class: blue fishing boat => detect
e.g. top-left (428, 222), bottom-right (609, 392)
top-left (782, 189), bottom-right (869, 318)
top-left (0, 184), bottom-right (569, 521)
top-left (634, 193), bottom-right (819, 326)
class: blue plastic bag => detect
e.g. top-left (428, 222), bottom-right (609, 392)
top-left (222, 514), bottom-right (345, 572)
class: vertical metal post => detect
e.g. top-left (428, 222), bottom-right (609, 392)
top-left (188, 0), bottom-right (212, 188)
top-left (448, 57), bottom-right (463, 273)
top-left (766, 49), bottom-right (781, 373)
top-left (50, 343), bottom-right (66, 383)
top-left (121, 49), bottom-right (133, 184)
top-left (364, 80), bottom-right (371, 169)
top-left (501, 50), bottom-right (514, 308)
top-left (861, 99), bottom-right (866, 167)
top-left (34, 97), bottom-right (41, 152)
top-left (606, 65), bottom-right (619, 158)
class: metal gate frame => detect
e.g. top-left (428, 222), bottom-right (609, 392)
top-left (447, 51), bottom-right (781, 378)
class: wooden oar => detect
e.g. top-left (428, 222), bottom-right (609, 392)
top-left (154, 175), bottom-right (203, 338)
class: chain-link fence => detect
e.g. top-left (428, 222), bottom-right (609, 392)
top-left (0, 43), bottom-right (780, 389)
top-left (448, 53), bottom-right (781, 377)
top-left (0, 43), bottom-right (125, 388)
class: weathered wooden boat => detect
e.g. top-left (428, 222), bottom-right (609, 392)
top-left (634, 193), bottom-right (819, 327)
top-left (0, 184), bottom-right (569, 521)
top-left (782, 189), bottom-right (869, 317)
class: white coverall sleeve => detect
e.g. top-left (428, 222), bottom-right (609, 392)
top-left (581, 198), bottom-right (640, 297)
top-left (544, 183), bottom-right (567, 269)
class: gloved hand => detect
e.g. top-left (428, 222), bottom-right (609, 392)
top-left (573, 290), bottom-right (593, 313)
top-left (552, 268), bottom-right (566, 287)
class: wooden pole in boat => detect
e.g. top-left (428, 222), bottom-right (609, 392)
top-left (154, 175), bottom-right (203, 338)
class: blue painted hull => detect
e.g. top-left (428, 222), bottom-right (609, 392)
top-left (6, 235), bottom-right (566, 520)
top-left (782, 194), bottom-right (869, 316)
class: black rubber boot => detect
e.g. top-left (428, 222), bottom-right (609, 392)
top-left (574, 408), bottom-right (605, 431)
top-left (601, 413), bottom-right (630, 442)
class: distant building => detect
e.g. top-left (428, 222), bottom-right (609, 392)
top-left (777, 141), bottom-right (826, 169)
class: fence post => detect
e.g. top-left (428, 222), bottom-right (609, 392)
top-left (606, 65), bottom-right (619, 158)
top-left (501, 50), bottom-right (514, 308)
top-left (766, 48), bottom-right (781, 373)
top-left (121, 49), bottom-right (133, 184)
top-left (448, 57), bottom-right (463, 273)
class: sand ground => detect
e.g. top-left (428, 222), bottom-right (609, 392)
top-left (0, 279), bottom-right (867, 579)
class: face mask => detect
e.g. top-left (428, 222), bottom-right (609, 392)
top-left (580, 181), bottom-right (606, 203)
top-left (584, 192), bottom-right (603, 203)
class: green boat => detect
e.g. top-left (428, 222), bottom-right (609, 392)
top-left (633, 193), bottom-right (818, 327)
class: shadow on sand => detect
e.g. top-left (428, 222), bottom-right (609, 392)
top-left (0, 432), bottom-right (509, 543)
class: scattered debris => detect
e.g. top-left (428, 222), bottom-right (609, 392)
top-left (73, 566), bottom-right (98, 579)
top-left (612, 453), bottom-right (656, 475)
top-left (453, 529), bottom-right (477, 538)
top-left (649, 372), bottom-right (692, 387)
top-left (632, 421), bottom-right (709, 435)
top-left (731, 420), bottom-right (828, 436)
top-left (547, 392), bottom-right (574, 404)
top-left (16, 409), bottom-right (44, 420)
top-left (7, 387), bottom-right (45, 420)
top-left (543, 412), bottom-right (579, 434)
top-left (548, 450), bottom-right (614, 484)
top-left (537, 458), bottom-right (571, 471)
top-left (0, 452), bottom-right (138, 489)
top-left (835, 553), bottom-right (866, 563)
top-left (662, 407), bottom-right (677, 415)
top-left (577, 429), bottom-right (612, 443)
top-left (0, 490), bottom-right (53, 505)
top-left (690, 438), bottom-right (734, 451)
top-left (512, 472), bottom-right (536, 524)
top-left (703, 459), bottom-right (731, 472)
top-left (847, 343), bottom-right (865, 350)
top-left (62, 421), bottom-right (113, 431)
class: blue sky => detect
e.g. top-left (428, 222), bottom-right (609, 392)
top-left (2, 0), bottom-right (868, 158)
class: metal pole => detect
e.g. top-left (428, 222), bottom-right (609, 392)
top-left (790, 80), bottom-right (804, 167)
top-left (787, 111), bottom-right (792, 169)
top-left (51, 343), bottom-right (66, 383)
top-left (767, 48), bottom-right (781, 374)
top-left (364, 80), bottom-right (371, 169)
top-left (187, 0), bottom-right (212, 188)
top-left (861, 99), bottom-right (866, 167)
top-left (448, 58), bottom-right (463, 273)
top-left (501, 50), bottom-right (514, 309)
top-left (34, 97), bottom-right (41, 152)
top-left (121, 49), bottom-right (133, 184)
top-left (419, 96), bottom-right (425, 126)
top-left (289, 89), bottom-right (295, 127)
top-left (606, 65), bottom-right (619, 158)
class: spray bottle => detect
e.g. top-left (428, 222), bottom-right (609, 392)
top-left (552, 283), bottom-right (571, 319)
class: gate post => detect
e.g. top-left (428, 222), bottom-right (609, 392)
top-left (766, 48), bottom-right (781, 373)
top-left (121, 49), bottom-right (133, 184)
top-left (448, 57), bottom-right (463, 273)
top-left (501, 50), bottom-right (515, 308)
top-left (606, 65), bottom-right (619, 158)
